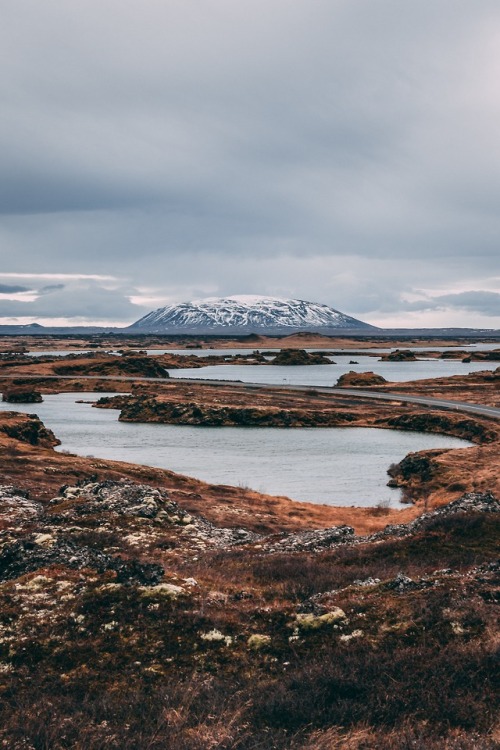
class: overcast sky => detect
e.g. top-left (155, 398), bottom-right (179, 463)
top-left (0, 0), bottom-right (499, 329)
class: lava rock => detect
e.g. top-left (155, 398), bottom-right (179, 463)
top-left (336, 371), bottom-right (387, 387)
top-left (272, 349), bottom-right (333, 366)
top-left (2, 389), bottom-right (43, 403)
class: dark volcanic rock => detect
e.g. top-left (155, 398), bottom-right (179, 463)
top-left (259, 491), bottom-right (500, 555)
top-left (384, 572), bottom-right (420, 592)
top-left (0, 538), bottom-right (164, 585)
top-left (52, 480), bottom-right (263, 549)
top-left (95, 395), bottom-right (357, 428)
top-left (462, 350), bottom-right (500, 362)
top-left (380, 349), bottom-right (417, 361)
top-left (262, 525), bottom-right (355, 553)
top-left (372, 492), bottom-right (500, 541)
top-left (55, 479), bottom-right (184, 520)
top-left (0, 412), bottom-right (60, 447)
top-left (0, 486), bottom-right (43, 524)
top-left (383, 413), bottom-right (497, 443)
top-left (271, 349), bottom-right (332, 366)
top-left (54, 356), bottom-right (169, 379)
top-left (336, 370), bottom-right (388, 387)
top-left (387, 450), bottom-right (437, 485)
top-left (2, 389), bottom-right (43, 403)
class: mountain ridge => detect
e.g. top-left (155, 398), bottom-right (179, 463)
top-left (129, 295), bottom-right (377, 334)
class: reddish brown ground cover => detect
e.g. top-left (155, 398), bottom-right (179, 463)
top-left (0, 339), bottom-right (498, 748)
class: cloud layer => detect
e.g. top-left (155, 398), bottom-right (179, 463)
top-left (0, 1), bottom-right (499, 327)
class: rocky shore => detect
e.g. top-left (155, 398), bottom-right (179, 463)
top-left (95, 394), bottom-right (360, 427)
top-left (94, 392), bottom-right (498, 444)
top-left (2, 388), bottom-right (43, 403)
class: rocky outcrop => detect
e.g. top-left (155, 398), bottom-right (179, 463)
top-left (251, 491), bottom-right (500, 554)
top-left (95, 395), bottom-right (357, 427)
top-left (462, 350), bottom-right (500, 362)
top-left (386, 450), bottom-right (439, 488)
top-left (50, 480), bottom-right (261, 549)
top-left (0, 486), bottom-right (44, 524)
top-left (54, 356), bottom-right (169, 379)
top-left (440, 350), bottom-right (467, 359)
top-left (0, 412), bottom-right (59, 447)
top-left (271, 349), bottom-right (332, 366)
top-left (261, 524), bottom-right (355, 553)
top-left (0, 537), bottom-right (165, 585)
top-left (379, 349), bottom-right (417, 361)
top-left (381, 412), bottom-right (498, 443)
top-left (54, 480), bottom-right (190, 521)
top-left (336, 371), bottom-right (388, 387)
top-left (0, 352), bottom-right (29, 362)
top-left (2, 389), bottom-right (43, 403)
top-left (370, 492), bottom-right (500, 541)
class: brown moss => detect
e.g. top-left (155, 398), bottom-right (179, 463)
top-left (337, 371), bottom-right (388, 386)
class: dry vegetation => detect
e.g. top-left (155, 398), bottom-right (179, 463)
top-left (0, 335), bottom-right (499, 748)
top-left (0, 467), bottom-right (498, 749)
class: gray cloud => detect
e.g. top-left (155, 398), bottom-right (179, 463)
top-left (0, 281), bottom-right (148, 324)
top-left (422, 291), bottom-right (500, 318)
top-left (0, 1), bottom-right (499, 327)
top-left (0, 284), bottom-right (30, 294)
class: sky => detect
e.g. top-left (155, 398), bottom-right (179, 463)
top-left (0, 0), bottom-right (499, 329)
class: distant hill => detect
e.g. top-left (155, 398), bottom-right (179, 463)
top-left (128, 295), bottom-right (377, 334)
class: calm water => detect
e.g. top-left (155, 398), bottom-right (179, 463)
top-left (24, 349), bottom-right (498, 383)
top-left (0, 392), bottom-right (472, 508)
top-left (168, 357), bottom-right (498, 385)
top-left (148, 343), bottom-right (500, 356)
top-left (27, 342), bottom-right (500, 358)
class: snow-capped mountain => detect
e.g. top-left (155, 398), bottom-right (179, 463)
top-left (129, 295), bottom-right (376, 333)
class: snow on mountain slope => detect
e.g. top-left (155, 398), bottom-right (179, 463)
top-left (130, 295), bottom-right (375, 333)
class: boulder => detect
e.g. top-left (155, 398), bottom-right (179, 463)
top-left (380, 349), bottom-right (417, 361)
top-left (272, 349), bottom-right (332, 366)
top-left (2, 389), bottom-right (43, 403)
top-left (336, 371), bottom-right (387, 387)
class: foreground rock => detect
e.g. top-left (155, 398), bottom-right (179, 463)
top-left (369, 490), bottom-right (500, 540)
top-left (259, 490), bottom-right (500, 553)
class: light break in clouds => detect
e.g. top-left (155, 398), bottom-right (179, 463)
top-left (0, 0), bottom-right (499, 328)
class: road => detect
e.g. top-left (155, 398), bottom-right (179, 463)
top-left (1, 373), bottom-right (499, 421)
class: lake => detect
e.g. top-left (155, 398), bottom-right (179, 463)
top-left (0, 392), bottom-right (472, 508)
top-left (168, 357), bottom-right (498, 385)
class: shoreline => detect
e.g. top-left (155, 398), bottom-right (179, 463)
top-left (0, 342), bottom-right (498, 531)
top-left (1, 367), bottom-right (499, 529)
top-left (1, 342), bottom-right (498, 748)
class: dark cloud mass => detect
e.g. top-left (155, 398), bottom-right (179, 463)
top-left (0, 1), bottom-right (499, 327)
top-left (0, 284), bottom-right (30, 294)
top-left (420, 291), bottom-right (500, 317)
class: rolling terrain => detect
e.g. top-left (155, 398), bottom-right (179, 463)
top-left (0, 336), bottom-right (498, 748)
